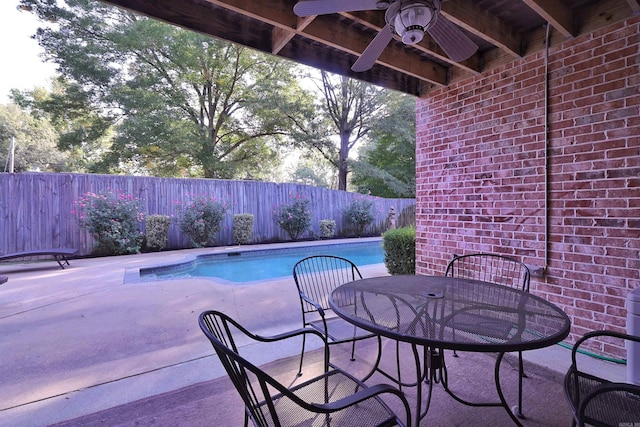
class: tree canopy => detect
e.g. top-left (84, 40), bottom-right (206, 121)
top-left (19, 0), bottom-right (316, 179)
top-left (351, 93), bottom-right (416, 197)
top-left (13, 0), bottom-right (416, 195)
top-left (0, 103), bottom-right (69, 172)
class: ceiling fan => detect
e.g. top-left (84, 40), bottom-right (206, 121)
top-left (293, 0), bottom-right (478, 72)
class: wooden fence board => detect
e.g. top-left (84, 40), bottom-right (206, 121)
top-left (0, 173), bottom-right (415, 256)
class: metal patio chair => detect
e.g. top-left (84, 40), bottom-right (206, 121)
top-left (564, 330), bottom-right (640, 427)
top-left (445, 252), bottom-right (531, 416)
top-left (292, 255), bottom-right (380, 376)
top-left (199, 310), bottom-right (411, 427)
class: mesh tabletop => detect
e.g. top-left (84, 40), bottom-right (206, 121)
top-left (329, 275), bottom-right (571, 352)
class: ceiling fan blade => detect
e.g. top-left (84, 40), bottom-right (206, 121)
top-left (294, 0), bottom-right (385, 17)
top-left (352, 24), bottom-right (393, 72)
top-left (427, 16), bottom-right (478, 62)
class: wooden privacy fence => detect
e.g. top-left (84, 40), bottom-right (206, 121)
top-left (0, 173), bottom-right (415, 256)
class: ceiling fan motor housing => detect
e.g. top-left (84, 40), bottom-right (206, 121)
top-left (388, 0), bottom-right (440, 45)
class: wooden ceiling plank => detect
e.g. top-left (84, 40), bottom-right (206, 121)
top-left (101, 0), bottom-right (268, 45)
top-left (521, 0), bottom-right (575, 37)
top-left (441, 0), bottom-right (522, 58)
top-left (204, 0), bottom-right (297, 29)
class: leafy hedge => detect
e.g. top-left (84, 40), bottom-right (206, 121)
top-left (382, 226), bottom-right (416, 275)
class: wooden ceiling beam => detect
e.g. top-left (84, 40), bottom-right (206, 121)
top-left (521, 0), bottom-right (575, 37)
top-left (272, 16), bottom-right (314, 54)
top-left (441, 0), bottom-right (523, 58)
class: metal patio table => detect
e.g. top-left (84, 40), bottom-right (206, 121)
top-left (328, 275), bottom-right (571, 426)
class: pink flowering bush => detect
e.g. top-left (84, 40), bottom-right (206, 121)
top-left (273, 194), bottom-right (312, 241)
top-left (72, 191), bottom-right (144, 255)
top-left (343, 194), bottom-right (376, 237)
top-left (178, 196), bottom-right (227, 248)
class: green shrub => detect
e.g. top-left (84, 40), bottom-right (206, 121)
top-left (233, 214), bottom-right (254, 245)
top-left (382, 226), bottom-right (416, 275)
top-left (343, 195), bottom-right (376, 237)
top-left (178, 196), bottom-right (227, 248)
top-left (273, 194), bottom-right (312, 241)
top-left (319, 219), bottom-right (336, 239)
top-left (145, 215), bottom-right (171, 251)
top-left (72, 190), bottom-right (144, 255)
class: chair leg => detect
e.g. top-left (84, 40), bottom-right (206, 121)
top-left (452, 328), bottom-right (458, 357)
top-left (54, 255), bottom-right (65, 269)
top-left (350, 339), bottom-right (356, 361)
top-left (516, 351), bottom-right (524, 418)
top-left (396, 340), bottom-right (402, 390)
top-left (297, 333), bottom-right (307, 376)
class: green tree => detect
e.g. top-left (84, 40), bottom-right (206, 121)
top-left (351, 93), bottom-right (416, 197)
top-left (12, 79), bottom-right (114, 173)
top-left (297, 71), bottom-right (388, 191)
top-left (286, 153), bottom-right (335, 188)
top-left (0, 103), bottom-right (69, 172)
top-left (19, 0), bottom-right (314, 179)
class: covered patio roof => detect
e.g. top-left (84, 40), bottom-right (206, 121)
top-left (99, 0), bottom-right (638, 96)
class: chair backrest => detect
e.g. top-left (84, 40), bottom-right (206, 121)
top-left (445, 253), bottom-right (530, 292)
top-left (293, 255), bottom-right (363, 314)
top-left (199, 310), bottom-right (296, 427)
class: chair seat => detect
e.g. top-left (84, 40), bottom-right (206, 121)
top-left (259, 369), bottom-right (399, 427)
top-left (565, 368), bottom-right (640, 426)
top-left (444, 311), bottom-right (515, 340)
top-left (307, 316), bottom-right (377, 344)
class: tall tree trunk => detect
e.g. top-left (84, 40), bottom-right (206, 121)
top-left (338, 130), bottom-right (350, 190)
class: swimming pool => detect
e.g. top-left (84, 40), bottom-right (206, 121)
top-left (135, 239), bottom-right (384, 284)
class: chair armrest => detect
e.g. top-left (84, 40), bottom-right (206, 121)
top-left (256, 327), bottom-right (327, 344)
top-left (299, 290), bottom-right (326, 318)
top-left (219, 312), bottom-right (327, 346)
top-left (571, 330), bottom-right (640, 370)
top-left (220, 314), bottom-right (330, 371)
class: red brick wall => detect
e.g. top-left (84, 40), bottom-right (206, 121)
top-left (415, 16), bottom-right (639, 355)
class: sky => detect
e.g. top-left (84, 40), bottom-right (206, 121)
top-left (0, 1), bottom-right (57, 104)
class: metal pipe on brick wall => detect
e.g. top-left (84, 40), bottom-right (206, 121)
top-left (544, 22), bottom-right (551, 274)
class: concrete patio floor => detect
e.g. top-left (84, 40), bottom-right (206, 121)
top-left (0, 239), bottom-right (626, 426)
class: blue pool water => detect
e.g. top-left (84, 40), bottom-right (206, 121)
top-left (139, 240), bottom-right (384, 284)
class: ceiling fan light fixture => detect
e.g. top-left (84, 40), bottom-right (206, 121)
top-left (388, 0), bottom-right (439, 45)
